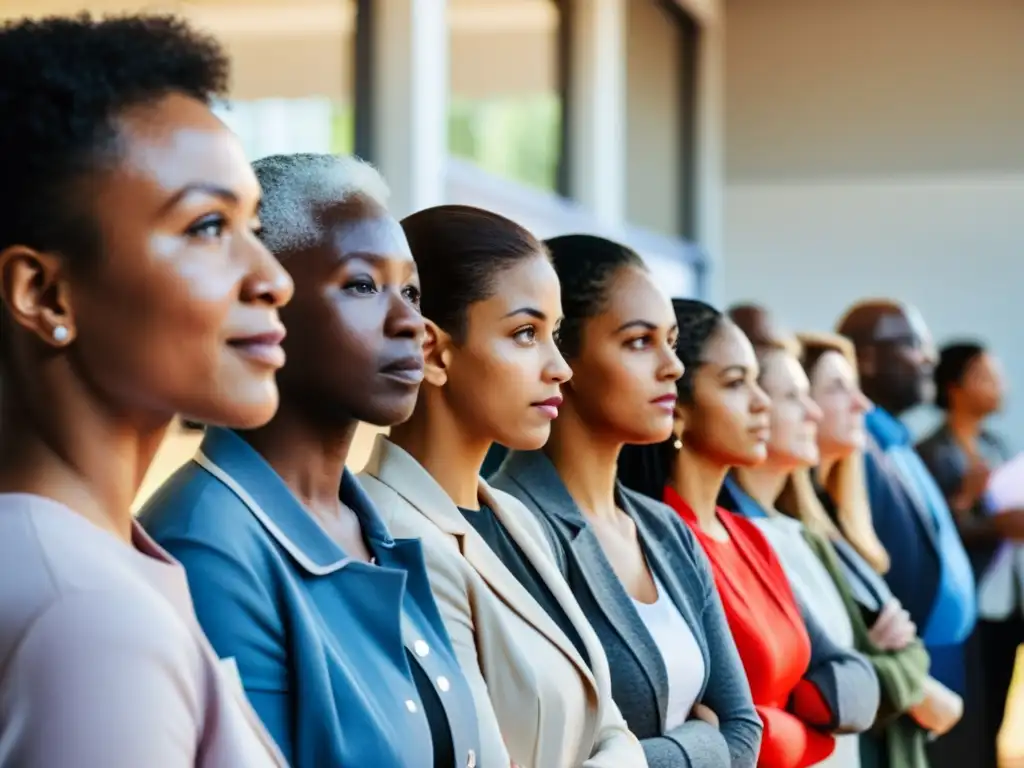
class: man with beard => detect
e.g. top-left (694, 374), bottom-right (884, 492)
top-left (838, 301), bottom-right (976, 766)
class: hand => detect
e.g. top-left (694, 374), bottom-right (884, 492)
top-left (909, 677), bottom-right (963, 736)
top-left (867, 599), bottom-right (917, 650)
top-left (691, 703), bottom-right (720, 728)
top-left (954, 458), bottom-right (991, 512)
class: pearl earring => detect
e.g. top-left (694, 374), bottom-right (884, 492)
top-left (52, 325), bottom-right (69, 343)
top-left (673, 437), bottom-right (683, 450)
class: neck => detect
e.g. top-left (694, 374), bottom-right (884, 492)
top-left (543, 403), bottom-right (621, 520)
top-left (670, 444), bottom-right (729, 529)
top-left (947, 409), bottom-right (983, 446)
top-left (0, 369), bottom-right (170, 544)
top-left (734, 463), bottom-right (789, 513)
top-left (240, 399), bottom-right (357, 513)
top-left (389, 394), bottom-right (490, 510)
top-left (818, 454), bottom-right (838, 489)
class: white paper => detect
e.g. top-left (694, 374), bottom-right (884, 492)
top-left (984, 451), bottom-right (1024, 512)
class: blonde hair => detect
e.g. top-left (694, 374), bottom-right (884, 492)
top-left (776, 332), bottom-right (890, 574)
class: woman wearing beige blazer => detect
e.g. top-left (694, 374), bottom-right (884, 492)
top-left (359, 206), bottom-right (645, 768)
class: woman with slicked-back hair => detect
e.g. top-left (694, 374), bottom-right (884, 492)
top-left (0, 13), bottom-right (291, 766)
top-left (359, 206), bottom-right (645, 768)
top-left (491, 234), bottom-right (762, 768)
top-left (619, 300), bottom-right (879, 768)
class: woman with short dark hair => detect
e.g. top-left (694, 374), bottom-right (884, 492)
top-left (359, 205), bottom-right (645, 768)
top-left (0, 13), bottom-right (292, 765)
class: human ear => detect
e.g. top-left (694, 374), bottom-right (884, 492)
top-left (422, 319), bottom-right (452, 387)
top-left (0, 245), bottom-right (76, 348)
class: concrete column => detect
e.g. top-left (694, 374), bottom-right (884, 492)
top-left (692, 8), bottom-right (725, 303)
top-left (567, 0), bottom-right (627, 231)
top-left (367, 0), bottom-right (448, 218)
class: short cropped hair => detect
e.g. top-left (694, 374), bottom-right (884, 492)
top-left (0, 13), bottom-right (229, 264)
top-left (252, 153), bottom-right (390, 256)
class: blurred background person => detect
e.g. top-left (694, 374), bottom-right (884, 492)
top-left (918, 341), bottom-right (1021, 768)
top-left (838, 301), bottom-right (977, 768)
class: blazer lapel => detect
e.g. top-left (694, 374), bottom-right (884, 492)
top-left (499, 451), bottom-right (669, 723)
top-left (366, 437), bottom-right (595, 688)
top-left (624, 489), bottom-right (713, 698)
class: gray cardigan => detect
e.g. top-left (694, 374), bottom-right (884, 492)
top-left (491, 450), bottom-right (763, 768)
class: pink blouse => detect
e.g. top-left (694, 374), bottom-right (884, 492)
top-left (0, 493), bottom-right (285, 767)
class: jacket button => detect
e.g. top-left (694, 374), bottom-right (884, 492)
top-left (405, 699), bottom-right (418, 714)
top-left (467, 749), bottom-right (476, 767)
top-left (414, 640), bottom-right (430, 658)
top-left (436, 675), bottom-right (450, 692)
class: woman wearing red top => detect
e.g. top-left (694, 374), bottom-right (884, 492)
top-left (619, 299), bottom-right (879, 768)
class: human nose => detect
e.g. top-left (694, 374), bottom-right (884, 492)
top-left (239, 238), bottom-right (294, 308)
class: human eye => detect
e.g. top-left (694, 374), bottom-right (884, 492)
top-left (185, 213), bottom-right (226, 240)
top-left (344, 276), bottom-right (377, 295)
top-left (513, 325), bottom-right (537, 346)
top-left (402, 284), bottom-right (421, 306)
top-left (626, 335), bottom-right (653, 351)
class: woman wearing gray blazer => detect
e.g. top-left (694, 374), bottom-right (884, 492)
top-left (493, 451), bottom-right (762, 768)
top-left (492, 235), bottom-right (762, 768)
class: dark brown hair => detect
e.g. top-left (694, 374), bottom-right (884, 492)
top-left (400, 205), bottom-right (545, 342)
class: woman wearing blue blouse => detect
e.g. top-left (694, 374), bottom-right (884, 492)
top-left (140, 154), bottom-right (480, 768)
top-left (491, 235), bottom-right (762, 768)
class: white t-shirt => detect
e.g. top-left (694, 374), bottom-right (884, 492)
top-left (631, 574), bottom-right (705, 731)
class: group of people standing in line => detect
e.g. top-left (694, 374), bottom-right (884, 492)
top-left (0, 11), bottom-right (1015, 768)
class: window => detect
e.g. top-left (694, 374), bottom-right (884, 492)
top-left (448, 0), bottom-right (566, 193)
top-left (195, 0), bottom-right (357, 160)
top-left (625, 0), bottom-right (698, 238)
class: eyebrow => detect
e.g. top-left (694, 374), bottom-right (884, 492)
top-left (615, 319), bottom-right (679, 334)
top-left (503, 307), bottom-right (547, 321)
top-left (159, 182), bottom-right (242, 214)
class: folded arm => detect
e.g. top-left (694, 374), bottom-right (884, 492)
top-left (796, 601), bottom-right (880, 734)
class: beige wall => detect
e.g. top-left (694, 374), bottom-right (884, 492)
top-left (723, 0), bottom-right (1024, 444)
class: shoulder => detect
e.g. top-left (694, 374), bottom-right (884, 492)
top-left (139, 460), bottom-right (261, 549)
top-left (13, 583), bottom-right (200, 682)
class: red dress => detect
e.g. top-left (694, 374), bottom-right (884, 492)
top-left (664, 487), bottom-right (836, 768)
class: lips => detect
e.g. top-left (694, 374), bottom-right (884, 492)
top-left (532, 395), bottom-right (563, 420)
top-left (227, 328), bottom-right (287, 369)
top-left (651, 393), bottom-right (678, 413)
top-left (380, 355), bottom-right (425, 385)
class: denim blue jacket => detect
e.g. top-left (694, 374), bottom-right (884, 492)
top-left (139, 427), bottom-right (480, 768)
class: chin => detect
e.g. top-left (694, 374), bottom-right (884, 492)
top-left (502, 422), bottom-right (553, 452)
top-left (358, 396), bottom-right (419, 429)
top-left (185, 384), bottom-right (281, 430)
